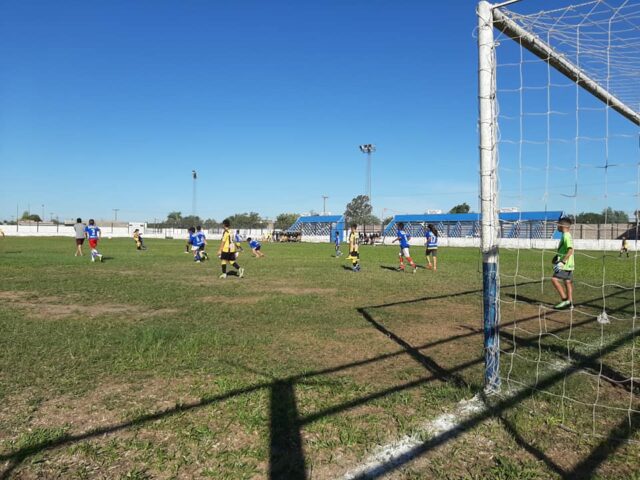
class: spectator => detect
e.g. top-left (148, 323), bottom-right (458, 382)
top-left (74, 217), bottom-right (86, 256)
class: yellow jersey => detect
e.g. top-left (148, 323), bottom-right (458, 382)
top-left (220, 229), bottom-right (236, 253)
top-left (349, 231), bottom-right (358, 252)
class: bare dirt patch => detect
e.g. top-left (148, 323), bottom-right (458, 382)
top-left (1, 374), bottom-right (267, 480)
top-left (270, 286), bottom-right (337, 295)
top-left (199, 295), bottom-right (265, 305)
top-left (0, 290), bottom-right (177, 320)
top-left (0, 291), bottom-right (27, 301)
top-left (254, 280), bottom-right (337, 296)
top-left (1, 376), bottom-right (208, 445)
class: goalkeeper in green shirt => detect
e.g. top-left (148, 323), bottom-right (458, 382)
top-left (551, 216), bottom-right (575, 309)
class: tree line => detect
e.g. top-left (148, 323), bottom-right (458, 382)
top-left (149, 211), bottom-right (300, 230)
top-left (6, 202), bottom-right (630, 229)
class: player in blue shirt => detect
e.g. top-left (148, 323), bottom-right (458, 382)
top-left (334, 230), bottom-right (342, 257)
top-left (392, 222), bottom-right (417, 273)
top-left (195, 226), bottom-right (209, 261)
top-left (246, 237), bottom-right (265, 257)
top-left (84, 219), bottom-right (103, 263)
top-left (188, 227), bottom-right (202, 263)
top-left (425, 223), bottom-right (439, 271)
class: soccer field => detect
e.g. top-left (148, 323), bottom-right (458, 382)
top-left (1, 238), bottom-right (638, 479)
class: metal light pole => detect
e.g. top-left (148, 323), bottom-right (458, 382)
top-left (359, 144), bottom-right (375, 205)
top-left (113, 209), bottom-right (120, 222)
top-left (192, 170), bottom-right (197, 217)
top-left (41, 204), bottom-right (44, 221)
top-left (322, 195), bottom-right (329, 215)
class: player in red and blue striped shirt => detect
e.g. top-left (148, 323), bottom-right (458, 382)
top-left (84, 219), bottom-right (103, 263)
top-left (392, 222), bottom-right (417, 273)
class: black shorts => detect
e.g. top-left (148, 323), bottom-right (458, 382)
top-left (254, 246), bottom-right (261, 251)
top-left (426, 248), bottom-right (437, 257)
top-left (220, 251), bottom-right (236, 261)
top-left (198, 245), bottom-right (205, 251)
top-left (350, 250), bottom-right (359, 258)
top-left (76, 238), bottom-right (85, 245)
top-left (553, 270), bottom-right (573, 281)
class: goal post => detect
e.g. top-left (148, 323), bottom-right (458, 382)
top-left (478, 0), bottom-right (501, 393)
top-left (477, 0), bottom-right (640, 396)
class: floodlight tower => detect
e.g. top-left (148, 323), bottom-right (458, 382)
top-left (359, 144), bottom-right (376, 205)
top-left (322, 195), bottom-right (329, 215)
top-left (192, 170), bottom-right (197, 216)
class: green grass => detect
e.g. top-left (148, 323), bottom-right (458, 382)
top-left (0, 237), bottom-right (638, 479)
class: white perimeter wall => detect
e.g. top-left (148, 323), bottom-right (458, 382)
top-left (0, 225), bottom-right (271, 241)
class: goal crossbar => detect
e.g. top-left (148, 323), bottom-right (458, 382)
top-left (492, 5), bottom-right (640, 126)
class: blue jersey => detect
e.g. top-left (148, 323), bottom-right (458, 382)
top-left (426, 231), bottom-right (438, 249)
top-left (85, 225), bottom-right (100, 239)
top-left (234, 233), bottom-right (242, 243)
top-left (249, 240), bottom-right (261, 249)
top-left (189, 233), bottom-right (200, 247)
top-left (397, 230), bottom-right (410, 248)
top-left (195, 231), bottom-right (206, 246)
top-left (335, 234), bottom-right (340, 245)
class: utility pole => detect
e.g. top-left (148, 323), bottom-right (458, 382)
top-left (113, 209), bottom-right (120, 222)
top-left (322, 195), bottom-right (329, 215)
top-left (192, 170), bottom-right (197, 216)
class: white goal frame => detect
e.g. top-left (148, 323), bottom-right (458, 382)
top-left (477, 0), bottom-right (640, 393)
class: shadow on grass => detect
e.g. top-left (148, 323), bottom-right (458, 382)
top-left (347, 307), bottom-right (640, 480)
top-left (379, 265), bottom-right (401, 272)
top-left (1, 283), bottom-right (637, 480)
top-left (505, 288), bottom-right (638, 317)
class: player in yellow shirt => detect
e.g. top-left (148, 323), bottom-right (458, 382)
top-left (217, 219), bottom-right (244, 279)
top-left (346, 223), bottom-right (360, 272)
top-left (133, 229), bottom-right (146, 250)
top-left (620, 236), bottom-right (629, 258)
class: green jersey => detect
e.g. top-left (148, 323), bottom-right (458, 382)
top-left (557, 232), bottom-right (574, 271)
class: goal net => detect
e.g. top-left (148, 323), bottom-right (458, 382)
top-left (478, 0), bottom-right (640, 438)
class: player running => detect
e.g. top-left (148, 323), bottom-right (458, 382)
top-left (234, 229), bottom-right (244, 257)
top-left (185, 230), bottom-right (192, 254)
top-left (346, 223), bottom-right (360, 272)
top-left (620, 236), bottom-right (630, 258)
top-left (246, 237), bottom-right (265, 257)
top-left (392, 222), bottom-right (417, 273)
top-left (218, 219), bottom-right (244, 279)
top-left (133, 229), bottom-right (147, 250)
top-left (84, 219), bottom-right (103, 263)
top-left (188, 227), bottom-right (203, 263)
top-left (425, 223), bottom-right (438, 271)
top-left (195, 226), bottom-right (209, 261)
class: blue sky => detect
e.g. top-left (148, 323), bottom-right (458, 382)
top-left (1, 0), bottom-right (637, 223)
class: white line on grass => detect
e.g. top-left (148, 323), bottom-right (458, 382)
top-left (342, 394), bottom-right (486, 479)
